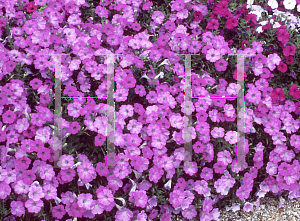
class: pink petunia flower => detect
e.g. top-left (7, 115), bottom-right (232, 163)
top-left (2, 110), bottom-right (16, 124)
top-left (213, 161), bottom-right (226, 174)
top-left (225, 131), bottom-right (240, 144)
top-left (152, 11), bottom-right (165, 24)
top-left (206, 49), bottom-right (221, 62)
top-left (52, 204), bottom-right (66, 219)
top-left (70, 202), bottom-right (85, 218)
top-left (77, 193), bottom-right (93, 210)
top-left (0, 182), bottom-right (11, 199)
top-left (28, 185), bottom-right (44, 201)
top-left (215, 58), bottom-right (228, 71)
top-left (243, 202), bottom-right (253, 212)
top-left (194, 180), bottom-right (209, 195)
top-left (115, 208), bottom-right (133, 221)
top-left (211, 127), bottom-right (225, 138)
top-left (11, 200), bottom-right (25, 217)
top-left (97, 188), bottom-right (114, 206)
top-left (25, 199), bottom-right (43, 213)
top-left (77, 161), bottom-right (95, 180)
top-left (43, 184), bottom-right (57, 200)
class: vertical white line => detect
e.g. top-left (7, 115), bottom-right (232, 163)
top-left (184, 54), bottom-right (193, 165)
top-left (236, 55), bottom-right (246, 169)
top-left (106, 54), bottom-right (116, 168)
top-left (53, 54), bottom-right (63, 168)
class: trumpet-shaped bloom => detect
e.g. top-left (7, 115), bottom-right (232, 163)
top-left (97, 188), bottom-right (114, 206)
top-left (25, 199), bottom-right (43, 213)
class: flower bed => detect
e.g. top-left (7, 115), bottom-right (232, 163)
top-left (0, 0), bottom-right (300, 220)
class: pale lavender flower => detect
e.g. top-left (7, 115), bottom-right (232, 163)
top-left (28, 185), bottom-right (44, 201)
top-left (243, 202), bottom-right (253, 212)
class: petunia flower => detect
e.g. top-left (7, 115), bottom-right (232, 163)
top-left (25, 199), bottom-right (43, 213)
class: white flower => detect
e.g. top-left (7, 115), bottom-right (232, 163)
top-left (273, 21), bottom-right (282, 29)
top-left (283, 0), bottom-right (296, 10)
top-left (298, 4), bottom-right (300, 12)
top-left (268, 0), bottom-right (278, 9)
top-left (256, 26), bottom-right (263, 33)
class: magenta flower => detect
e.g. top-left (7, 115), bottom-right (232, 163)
top-left (22, 170), bottom-right (36, 185)
top-left (181, 100), bottom-right (195, 115)
top-left (161, 212), bottom-right (171, 221)
top-left (59, 168), bottom-right (76, 183)
top-left (77, 193), bottom-right (93, 210)
top-left (225, 131), bottom-right (240, 144)
top-left (202, 198), bottom-right (213, 213)
top-left (37, 147), bottom-right (51, 161)
top-left (96, 162), bottom-right (109, 177)
top-left (182, 204), bottom-right (197, 219)
top-left (115, 208), bottom-right (133, 221)
top-left (43, 184), bottom-right (57, 200)
top-left (2, 110), bottom-right (16, 124)
top-left (169, 190), bottom-right (185, 208)
top-left (97, 188), bottom-right (114, 206)
top-left (25, 199), bottom-right (43, 213)
top-left (13, 180), bottom-right (29, 194)
top-left (184, 161), bottom-right (198, 176)
top-left (68, 121), bottom-right (81, 134)
top-left (215, 58), bottom-right (228, 71)
top-left (170, 114), bottom-right (184, 129)
top-left (152, 11), bottom-right (165, 24)
top-left (15, 156), bottom-right (31, 170)
top-left (200, 167), bottom-right (213, 181)
top-left (15, 118), bottom-right (30, 133)
top-left (149, 165), bottom-right (164, 183)
top-left (29, 78), bottom-right (43, 90)
top-left (0, 182), bottom-right (11, 199)
top-left (278, 162), bottom-right (292, 176)
top-left (28, 185), bottom-right (44, 201)
top-left (7, 131), bottom-right (19, 144)
top-left (39, 165), bottom-right (55, 181)
top-left (236, 185), bottom-right (250, 200)
top-left (142, 147), bottom-right (153, 159)
top-left (284, 172), bottom-right (298, 185)
top-left (194, 180), bottom-right (209, 195)
top-left (243, 202), bottom-right (253, 212)
top-left (70, 202), bottom-right (85, 218)
top-left (91, 200), bottom-right (104, 215)
top-left (290, 134), bottom-right (300, 150)
top-left (214, 161), bottom-right (226, 174)
top-left (272, 132), bottom-right (286, 145)
top-left (132, 190), bottom-right (148, 208)
top-left (59, 154), bottom-right (74, 170)
top-left (61, 191), bottom-right (76, 206)
top-left (211, 127), bottom-right (225, 138)
top-left (206, 49), bottom-right (221, 62)
top-left (52, 204), bottom-right (66, 219)
top-left (224, 104), bottom-right (235, 118)
top-left (113, 165), bottom-right (129, 179)
top-left (196, 122), bottom-right (210, 134)
top-left (212, 96), bottom-right (226, 107)
top-left (217, 150), bottom-right (232, 166)
top-left (253, 151), bottom-right (263, 163)
top-left (119, 105), bottom-right (134, 119)
top-left (77, 161), bottom-right (95, 180)
top-left (67, 102), bottom-right (82, 118)
top-left (264, 121), bottom-right (280, 136)
top-left (11, 201), bottom-right (25, 217)
top-left (246, 88), bottom-right (261, 105)
top-left (266, 162), bottom-right (278, 176)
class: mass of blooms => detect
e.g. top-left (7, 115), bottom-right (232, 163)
top-left (0, 0), bottom-right (300, 220)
